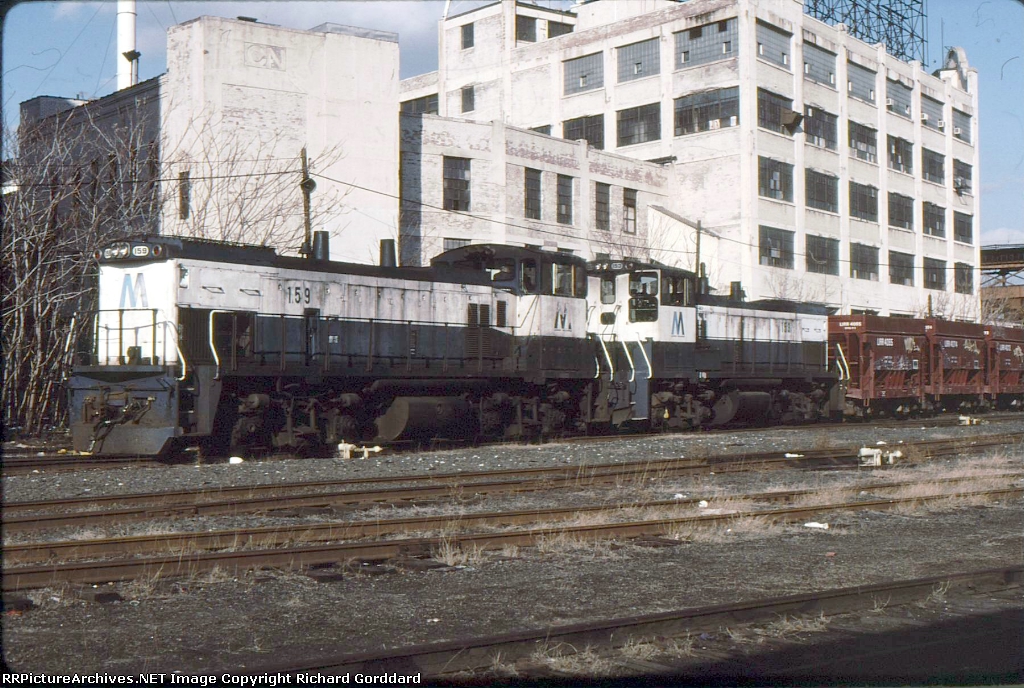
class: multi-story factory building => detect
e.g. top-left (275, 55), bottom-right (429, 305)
top-left (400, 0), bottom-right (980, 319)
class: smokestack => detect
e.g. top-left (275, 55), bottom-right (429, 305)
top-left (117, 0), bottom-right (140, 90)
top-left (311, 231), bottom-right (330, 261)
top-left (380, 239), bottom-right (397, 268)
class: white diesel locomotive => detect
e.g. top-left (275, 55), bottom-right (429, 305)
top-left (68, 236), bottom-right (839, 455)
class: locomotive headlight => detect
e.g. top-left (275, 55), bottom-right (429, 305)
top-left (114, 242), bottom-right (130, 258)
top-left (103, 248), bottom-right (115, 259)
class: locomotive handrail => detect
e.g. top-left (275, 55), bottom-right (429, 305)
top-left (835, 343), bottom-right (850, 381)
top-left (621, 339), bottom-right (636, 383)
top-left (208, 310), bottom-right (233, 380)
top-left (595, 334), bottom-right (614, 377)
top-left (636, 334), bottom-right (653, 380)
top-left (164, 321), bottom-right (187, 381)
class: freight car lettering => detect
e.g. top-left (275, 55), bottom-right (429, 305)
top-left (875, 337), bottom-right (894, 347)
top-left (553, 304), bottom-right (571, 330)
top-left (942, 340), bottom-right (958, 348)
top-left (671, 311), bottom-right (686, 336)
top-left (119, 273), bottom-right (149, 308)
top-left (286, 284), bottom-right (312, 305)
top-left (997, 344), bottom-right (1011, 352)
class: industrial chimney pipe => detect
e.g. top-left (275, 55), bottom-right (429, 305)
top-left (117, 0), bottom-right (140, 90)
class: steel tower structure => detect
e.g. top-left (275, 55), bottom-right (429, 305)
top-left (804, 0), bottom-right (926, 64)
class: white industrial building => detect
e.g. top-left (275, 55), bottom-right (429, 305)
top-left (399, 0), bottom-right (980, 319)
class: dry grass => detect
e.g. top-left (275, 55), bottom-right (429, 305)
top-left (534, 530), bottom-right (624, 559)
top-left (529, 643), bottom-right (618, 677)
top-left (665, 515), bottom-right (780, 543)
top-left (431, 536), bottom-right (488, 567)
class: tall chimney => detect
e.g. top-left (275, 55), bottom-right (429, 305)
top-left (117, 0), bottom-right (140, 90)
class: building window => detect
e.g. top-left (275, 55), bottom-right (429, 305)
top-left (885, 79), bottom-right (912, 117)
top-left (755, 20), bottom-right (790, 69)
top-left (461, 86), bottom-right (475, 113)
top-left (442, 157), bottom-right (471, 211)
top-left (401, 94), bottom-right (439, 115)
top-left (806, 235), bottom-right (839, 275)
top-left (953, 159), bottom-right (972, 194)
top-left (623, 188), bottom-right (637, 234)
top-left (675, 17), bottom-right (737, 68)
top-left (563, 53), bottom-right (604, 96)
top-left (617, 38), bottom-right (660, 83)
top-left (595, 182), bottom-right (610, 230)
top-left (556, 174), bottom-right (573, 225)
top-left (923, 202), bottom-right (945, 238)
top-left (848, 121), bottom-right (877, 163)
top-left (178, 170), bottom-right (190, 220)
top-left (617, 103), bottom-right (661, 146)
top-left (804, 105), bottom-right (838, 149)
top-left (955, 263), bottom-right (973, 294)
top-left (548, 20), bottom-right (573, 38)
top-left (757, 89), bottom-right (792, 134)
top-left (443, 238), bottom-right (471, 251)
top-left (803, 43), bottom-right (836, 87)
top-left (674, 87), bottom-right (738, 135)
top-left (924, 257), bottom-right (946, 290)
top-left (461, 23), bottom-right (474, 49)
top-left (888, 192), bottom-right (914, 230)
top-left (524, 168), bottom-right (542, 220)
top-left (516, 15), bottom-right (537, 42)
top-left (758, 157), bottom-right (793, 202)
top-left (563, 114), bottom-right (604, 150)
top-left (805, 169), bottom-right (838, 212)
top-left (921, 95), bottom-right (944, 130)
top-left (887, 136), bottom-right (913, 174)
top-left (889, 251), bottom-right (915, 286)
top-left (922, 148), bottom-right (945, 184)
top-left (952, 109), bottom-right (971, 143)
top-left (850, 243), bottom-right (879, 281)
top-left (530, 125), bottom-right (551, 135)
top-left (759, 225), bottom-right (794, 269)
top-left (849, 181), bottom-right (878, 222)
top-left (954, 212), bottom-right (973, 244)
top-left (847, 62), bottom-right (876, 103)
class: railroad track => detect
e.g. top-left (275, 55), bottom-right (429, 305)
top-left (261, 565), bottom-right (1023, 678)
top-left (4, 484), bottom-right (1020, 591)
top-left (4, 411), bottom-right (1021, 475)
top-left (4, 432), bottom-right (1020, 534)
top-left (5, 473), bottom-right (1020, 566)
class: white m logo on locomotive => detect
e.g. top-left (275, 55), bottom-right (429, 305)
top-left (553, 304), bottom-right (571, 330)
top-left (671, 311), bottom-right (685, 336)
top-left (119, 273), bottom-right (149, 309)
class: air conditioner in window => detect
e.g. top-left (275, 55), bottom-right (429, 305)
top-left (953, 127), bottom-right (963, 136)
top-left (937, 120), bottom-right (945, 128)
top-left (770, 248), bottom-right (781, 259)
top-left (885, 98), bottom-right (894, 107)
top-left (920, 113), bottom-right (929, 122)
top-left (729, 115), bottom-right (738, 126)
top-left (708, 119), bottom-right (721, 130)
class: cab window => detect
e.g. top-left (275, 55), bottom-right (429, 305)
top-left (629, 271), bottom-right (659, 296)
top-left (661, 274), bottom-right (693, 307)
top-left (574, 265), bottom-right (587, 298)
top-left (491, 259), bottom-right (515, 283)
top-left (520, 260), bottom-right (538, 294)
top-left (600, 277), bottom-right (616, 305)
top-left (553, 263), bottom-right (574, 296)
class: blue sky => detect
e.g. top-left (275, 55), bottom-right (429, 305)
top-left (2, 0), bottom-right (1022, 246)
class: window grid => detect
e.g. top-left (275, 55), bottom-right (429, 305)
top-left (595, 182), bottom-right (610, 230)
top-left (803, 43), bottom-right (836, 88)
top-left (617, 103), bottom-right (661, 146)
top-left (756, 21), bottom-right (791, 69)
top-left (888, 135), bottom-right (913, 174)
top-left (516, 15), bottom-right (537, 42)
top-left (922, 148), bottom-right (945, 184)
top-left (443, 238), bottom-right (471, 251)
top-left (888, 192), bottom-right (914, 230)
top-left (924, 257), bottom-right (946, 290)
top-left (461, 86), bottom-right (475, 113)
top-left (548, 21), bottom-right (573, 38)
top-left (804, 106), bottom-right (838, 149)
top-left (563, 53), bottom-right (603, 96)
top-left (923, 202), bottom-right (946, 238)
top-left (461, 23), bottom-right (474, 49)
top-left (563, 114), bottom-right (604, 150)
top-left (955, 263), bottom-right (973, 295)
top-left (954, 159), bottom-right (972, 194)
top-left (759, 226), bottom-right (795, 269)
top-left (886, 79), bottom-right (912, 117)
top-left (847, 62), bottom-right (876, 103)
top-left (953, 109), bottom-right (972, 143)
top-left (759, 157), bottom-right (794, 202)
top-left (524, 168), bottom-right (542, 220)
top-left (850, 182), bottom-right (878, 222)
top-left (401, 94), bottom-right (439, 115)
top-left (850, 243), bottom-right (879, 281)
top-left (757, 88), bottom-right (791, 133)
top-left (848, 121), bottom-right (877, 162)
top-left (676, 18), bottom-right (737, 68)
top-left (618, 38), bottom-right (660, 82)
top-left (530, 125), bottom-right (551, 135)
top-left (921, 95), bottom-right (944, 130)
top-left (556, 174), bottom-right (573, 225)
top-left (805, 169), bottom-right (838, 212)
top-left (623, 188), bottom-right (637, 234)
top-left (442, 157), bottom-right (471, 211)
top-left (889, 251), bottom-right (915, 286)
top-left (954, 212), bottom-right (973, 244)
top-left (674, 87), bottom-right (739, 135)
top-left (806, 235), bottom-right (839, 275)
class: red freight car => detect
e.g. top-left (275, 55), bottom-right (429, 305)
top-left (923, 319), bottom-right (986, 407)
top-left (986, 325), bottom-right (1024, 409)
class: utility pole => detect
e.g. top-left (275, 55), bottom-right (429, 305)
top-left (299, 147), bottom-right (316, 256)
